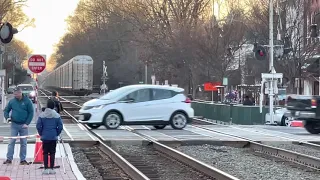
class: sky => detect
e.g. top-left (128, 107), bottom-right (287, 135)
top-left (15, 0), bottom-right (80, 59)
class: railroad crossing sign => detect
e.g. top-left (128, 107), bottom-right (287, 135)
top-left (103, 61), bottom-right (108, 77)
top-left (28, 54), bottom-right (46, 74)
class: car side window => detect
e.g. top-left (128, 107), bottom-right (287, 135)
top-left (152, 89), bottom-right (173, 100)
top-left (122, 89), bottom-right (151, 103)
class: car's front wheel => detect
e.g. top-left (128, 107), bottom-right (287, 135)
top-left (281, 116), bottom-right (291, 126)
top-left (103, 111), bottom-right (122, 129)
top-left (170, 112), bottom-right (188, 130)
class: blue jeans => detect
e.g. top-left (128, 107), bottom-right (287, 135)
top-left (6, 122), bottom-right (28, 161)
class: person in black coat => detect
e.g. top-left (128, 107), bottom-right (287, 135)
top-left (243, 96), bottom-right (253, 106)
top-left (50, 91), bottom-right (63, 113)
top-left (36, 99), bottom-right (63, 175)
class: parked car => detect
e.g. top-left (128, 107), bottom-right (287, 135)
top-left (265, 107), bottom-right (293, 126)
top-left (7, 85), bottom-right (16, 94)
top-left (17, 84), bottom-right (36, 103)
top-left (78, 84), bottom-right (194, 129)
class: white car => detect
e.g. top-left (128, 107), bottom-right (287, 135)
top-left (17, 84), bottom-right (36, 103)
top-left (265, 107), bottom-right (293, 126)
top-left (78, 84), bottom-right (194, 130)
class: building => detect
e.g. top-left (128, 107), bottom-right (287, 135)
top-left (299, 0), bottom-right (320, 95)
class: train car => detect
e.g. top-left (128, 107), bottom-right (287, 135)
top-left (43, 55), bottom-right (93, 96)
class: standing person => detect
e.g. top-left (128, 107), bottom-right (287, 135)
top-left (50, 91), bottom-right (63, 114)
top-left (36, 99), bottom-right (63, 175)
top-left (243, 95), bottom-right (254, 106)
top-left (3, 87), bottom-right (34, 165)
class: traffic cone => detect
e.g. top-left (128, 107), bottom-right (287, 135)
top-left (33, 135), bottom-right (43, 164)
top-left (290, 120), bottom-right (304, 127)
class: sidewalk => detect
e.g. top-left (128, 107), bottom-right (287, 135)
top-left (0, 144), bottom-right (84, 180)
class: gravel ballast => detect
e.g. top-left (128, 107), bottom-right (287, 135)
top-left (71, 146), bottom-right (132, 180)
top-left (113, 144), bottom-right (213, 180)
top-left (176, 144), bottom-right (320, 180)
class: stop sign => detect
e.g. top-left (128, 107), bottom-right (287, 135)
top-left (28, 55), bottom-right (46, 74)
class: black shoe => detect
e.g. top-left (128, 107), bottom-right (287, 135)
top-left (3, 159), bottom-right (12, 164)
top-left (20, 160), bottom-right (30, 165)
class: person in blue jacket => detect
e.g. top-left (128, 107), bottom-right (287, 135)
top-left (36, 99), bottom-right (63, 175)
top-left (3, 87), bottom-right (34, 165)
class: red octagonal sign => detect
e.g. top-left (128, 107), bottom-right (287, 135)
top-left (28, 55), bottom-right (46, 74)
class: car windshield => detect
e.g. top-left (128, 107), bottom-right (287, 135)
top-left (99, 86), bottom-right (134, 100)
top-left (18, 86), bottom-right (34, 91)
top-left (278, 89), bottom-right (286, 95)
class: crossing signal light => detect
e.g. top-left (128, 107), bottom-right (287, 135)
top-left (258, 50), bottom-right (264, 56)
top-left (253, 43), bottom-right (267, 61)
top-left (0, 22), bottom-right (18, 44)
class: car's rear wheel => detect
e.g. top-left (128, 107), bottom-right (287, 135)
top-left (103, 111), bottom-right (122, 129)
top-left (153, 125), bottom-right (166, 129)
top-left (170, 112), bottom-right (188, 130)
top-left (87, 124), bottom-right (101, 129)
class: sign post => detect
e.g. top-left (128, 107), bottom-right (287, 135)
top-left (0, 69), bottom-right (6, 117)
top-left (28, 54), bottom-right (46, 123)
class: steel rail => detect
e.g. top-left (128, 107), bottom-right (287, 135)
top-left (124, 126), bottom-right (240, 180)
top-left (192, 118), bottom-right (320, 170)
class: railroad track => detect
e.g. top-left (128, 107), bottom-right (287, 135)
top-left (39, 89), bottom-right (240, 180)
top-left (191, 118), bottom-right (320, 170)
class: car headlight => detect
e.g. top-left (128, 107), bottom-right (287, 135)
top-left (92, 105), bottom-right (107, 109)
top-left (29, 91), bottom-right (35, 97)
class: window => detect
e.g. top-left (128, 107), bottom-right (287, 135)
top-left (152, 89), bottom-right (173, 100)
top-left (125, 89), bottom-right (151, 102)
top-left (100, 86), bottom-right (135, 100)
top-left (18, 86), bottom-right (34, 91)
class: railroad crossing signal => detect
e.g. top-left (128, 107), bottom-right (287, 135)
top-left (0, 22), bottom-right (18, 44)
top-left (101, 61), bottom-right (108, 95)
top-left (253, 43), bottom-right (267, 61)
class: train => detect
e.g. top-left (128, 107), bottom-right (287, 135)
top-left (42, 55), bottom-right (94, 96)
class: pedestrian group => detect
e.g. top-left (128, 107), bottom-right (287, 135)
top-left (3, 88), bottom-right (64, 175)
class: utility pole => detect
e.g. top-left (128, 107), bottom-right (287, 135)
top-left (0, 44), bottom-right (4, 69)
top-left (12, 53), bottom-right (16, 85)
top-left (0, 45), bottom-right (5, 111)
top-left (268, 0), bottom-right (275, 124)
top-left (260, 0), bottom-right (283, 125)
